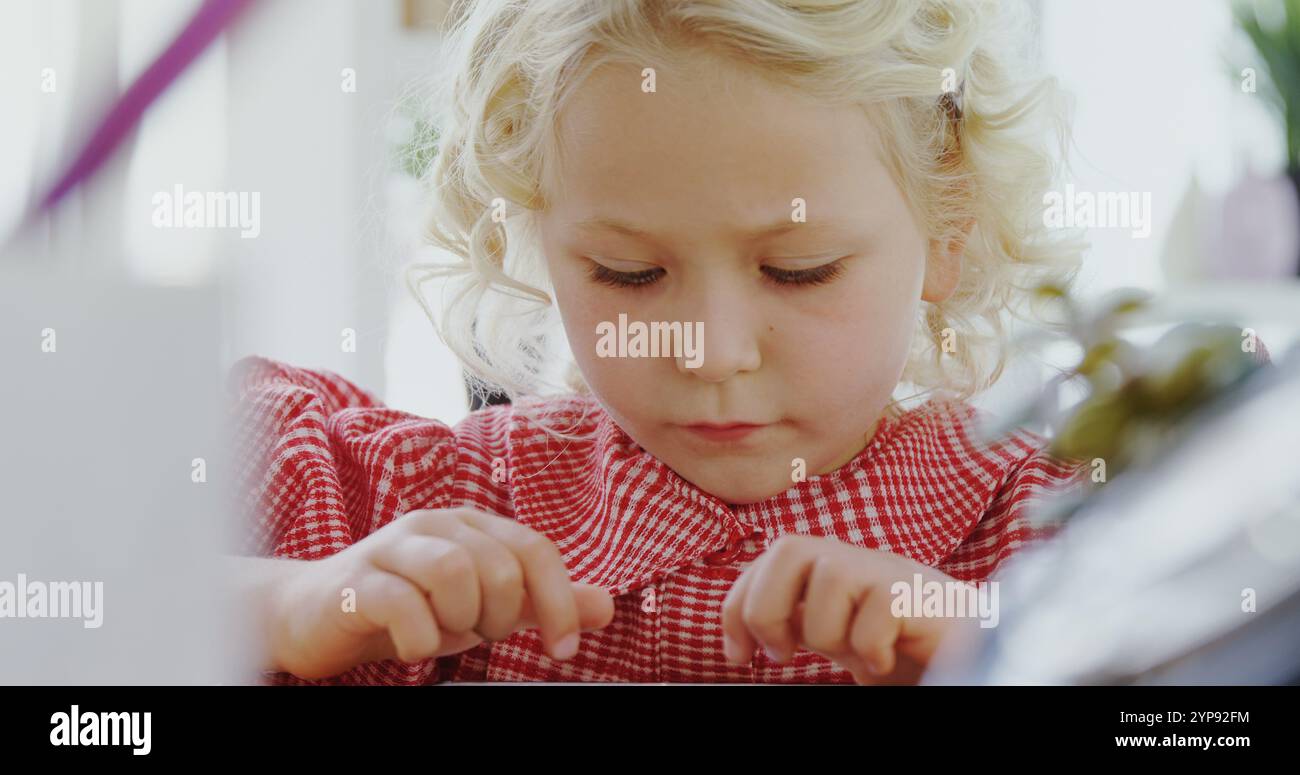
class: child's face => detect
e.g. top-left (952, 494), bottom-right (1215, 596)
top-left (538, 53), bottom-right (960, 504)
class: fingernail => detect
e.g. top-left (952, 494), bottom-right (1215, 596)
top-left (764, 646), bottom-right (785, 664)
top-left (553, 633), bottom-right (580, 661)
top-left (722, 636), bottom-right (741, 663)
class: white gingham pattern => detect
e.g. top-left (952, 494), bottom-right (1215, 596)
top-left (229, 356), bottom-right (1087, 684)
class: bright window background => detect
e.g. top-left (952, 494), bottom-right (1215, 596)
top-left (1040, 0), bottom-right (1286, 295)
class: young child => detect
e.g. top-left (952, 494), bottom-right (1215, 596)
top-left (229, 0), bottom-right (1087, 685)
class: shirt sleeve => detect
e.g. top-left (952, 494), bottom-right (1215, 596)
top-left (939, 438), bottom-right (1088, 583)
top-left (227, 355), bottom-right (486, 685)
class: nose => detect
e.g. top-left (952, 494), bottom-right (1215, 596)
top-left (674, 277), bottom-right (762, 382)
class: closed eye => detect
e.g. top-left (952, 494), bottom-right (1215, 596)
top-left (586, 262), bottom-right (665, 288)
top-left (761, 260), bottom-right (846, 287)
top-left (584, 256), bottom-right (849, 289)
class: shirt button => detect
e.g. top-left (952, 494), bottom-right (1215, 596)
top-left (703, 540), bottom-right (742, 566)
top-left (702, 550), bottom-right (729, 566)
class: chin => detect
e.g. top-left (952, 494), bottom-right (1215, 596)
top-left (675, 465), bottom-right (795, 506)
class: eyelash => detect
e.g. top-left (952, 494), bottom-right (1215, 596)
top-left (585, 259), bottom-right (846, 289)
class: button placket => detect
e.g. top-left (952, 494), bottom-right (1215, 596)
top-left (701, 540), bottom-right (742, 566)
top-left (701, 523), bottom-right (760, 572)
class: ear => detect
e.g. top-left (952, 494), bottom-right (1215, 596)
top-left (921, 217), bottom-right (975, 303)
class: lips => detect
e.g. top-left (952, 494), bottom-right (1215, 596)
top-left (680, 422), bottom-right (769, 442)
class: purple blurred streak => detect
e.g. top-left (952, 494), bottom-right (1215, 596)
top-left (37, 0), bottom-right (256, 213)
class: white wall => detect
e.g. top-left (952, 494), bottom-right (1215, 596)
top-left (221, 0), bottom-right (377, 390)
top-left (219, 0), bottom-right (469, 420)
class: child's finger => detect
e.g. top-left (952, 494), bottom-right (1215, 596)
top-left (354, 570), bottom-right (442, 663)
top-left (571, 583), bottom-right (615, 631)
top-left (839, 653), bottom-right (879, 686)
top-left (457, 510), bottom-right (582, 660)
top-left (738, 538), bottom-right (818, 662)
top-left (848, 588), bottom-right (903, 676)
top-left (720, 566), bottom-right (758, 664)
top-left (798, 557), bottom-right (859, 659)
top-left (371, 535), bottom-right (481, 635)
top-left (423, 519), bottom-right (527, 642)
top-left (515, 582), bottom-right (614, 633)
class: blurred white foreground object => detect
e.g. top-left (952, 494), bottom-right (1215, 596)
top-left (0, 263), bottom-right (234, 684)
top-left (928, 348), bottom-right (1300, 684)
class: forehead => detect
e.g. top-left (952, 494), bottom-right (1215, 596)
top-left (543, 54), bottom-right (895, 238)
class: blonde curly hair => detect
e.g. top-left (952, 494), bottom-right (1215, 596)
top-left (406, 0), bottom-right (1083, 425)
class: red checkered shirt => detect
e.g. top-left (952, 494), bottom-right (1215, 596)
top-left (229, 356), bottom-right (1086, 684)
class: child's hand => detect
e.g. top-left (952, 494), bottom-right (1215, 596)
top-left (269, 508), bottom-right (614, 680)
top-left (720, 535), bottom-right (962, 684)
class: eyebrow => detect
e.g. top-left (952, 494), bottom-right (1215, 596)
top-left (573, 216), bottom-right (853, 242)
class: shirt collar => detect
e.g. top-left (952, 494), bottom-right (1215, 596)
top-left (509, 397), bottom-right (1024, 596)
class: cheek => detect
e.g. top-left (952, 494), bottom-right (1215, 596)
top-left (543, 255), bottom-right (660, 412)
top-left (540, 241), bottom-right (600, 353)
top-left (782, 306), bottom-right (915, 391)
top-left (773, 258), bottom-right (923, 405)
top-left (548, 271), bottom-right (605, 380)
